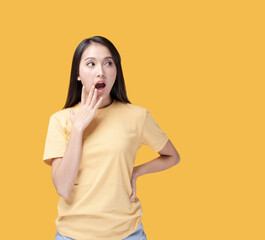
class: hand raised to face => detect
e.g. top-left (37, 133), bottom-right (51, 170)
top-left (69, 85), bottom-right (103, 132)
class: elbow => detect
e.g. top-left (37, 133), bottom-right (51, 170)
top-left (58, 190), bottom-right (69, 199)
top-left (173, 153), bottom-right (181, 165)
top-left (54, 182), bottom-right (72, 199)
top-left (57, 187), bottom-right (71, 199)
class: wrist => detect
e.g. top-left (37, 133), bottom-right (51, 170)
top-left (132, 166), bottom-right (141, 179)
top-left (71, 124), bottom-right (84, 135)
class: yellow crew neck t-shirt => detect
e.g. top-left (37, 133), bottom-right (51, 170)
top-left (43, 99), bottom-right (169, 240)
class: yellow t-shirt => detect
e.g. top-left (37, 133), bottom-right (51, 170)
top-left (43, 99), bottom-right (169, 240)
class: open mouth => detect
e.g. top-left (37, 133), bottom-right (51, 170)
top-left (95, 82), bottom-right (106, 90)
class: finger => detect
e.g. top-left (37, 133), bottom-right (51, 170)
top-left (130, 193), bottom-right (136, 202)
top-left (130, 188), bottom-right (136, 198)
top-left (81, 86), bottom-right (86, 105)
top-left (90, 88), bottom-right (98, 108)
top-left (129, 180), bottom-right (137, 202)
top-left (86, 85), bottom-right (95, 106)
top-left (93, 96), bottom-right (103, 110)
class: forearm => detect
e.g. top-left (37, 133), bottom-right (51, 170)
top-left (133, 155), bottom-right (179, 179)
top-left (53, 127), bottom-right (83, 198)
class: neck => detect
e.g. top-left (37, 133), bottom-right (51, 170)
top-left (98, 95), bottom-right (113, 109)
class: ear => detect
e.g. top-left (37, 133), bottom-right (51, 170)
top-left (77, 76), bottom-right (81, 81)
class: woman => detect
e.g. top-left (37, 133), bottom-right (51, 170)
top-left (43, 36), bottom-right (180, 240)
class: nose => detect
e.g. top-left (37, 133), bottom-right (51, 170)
top-left (97, 64), bottom-right (105, 78)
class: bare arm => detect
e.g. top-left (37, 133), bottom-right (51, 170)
top-left (51, 85), bottom-right (103, 198)
top-left (51, 129), bottom-right (83, 199)
top-left (129, 139), bottom-right (180, 202)
top-left (132, 139), bottom-right (180, 178)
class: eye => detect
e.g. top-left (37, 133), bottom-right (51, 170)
top-left (87, 62), bottom-right (95, 66)
top-left (105, 61), bottom-right (113, 66)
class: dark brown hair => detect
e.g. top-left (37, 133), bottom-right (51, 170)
top-left (63, 36), bottom-right (131, 109)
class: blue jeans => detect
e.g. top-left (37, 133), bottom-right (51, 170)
top-left (55, 222), bottom-right (147, 240)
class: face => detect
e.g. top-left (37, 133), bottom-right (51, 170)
top-left (77, 42), bottom-right (117, 105)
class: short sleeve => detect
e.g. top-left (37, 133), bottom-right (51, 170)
top-left (43, 115), bottom-right (68, 166)
top-left (139, 109), bottom-right (169, 152)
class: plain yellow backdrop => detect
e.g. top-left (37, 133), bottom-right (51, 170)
top-left (0, 0), bottom-right (264, 239)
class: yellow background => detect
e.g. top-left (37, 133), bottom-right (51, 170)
top-left (0, 0), bottom-right (264, 239)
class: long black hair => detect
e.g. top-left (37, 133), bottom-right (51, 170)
top-left (63, 36), bottom-right (131, 109)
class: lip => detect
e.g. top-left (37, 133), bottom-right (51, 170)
top-left (95, 80), bottom-right (106, 94)
top-left (95, 80), bottom-right (106, 86)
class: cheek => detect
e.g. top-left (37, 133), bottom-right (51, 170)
top-left (109, 68), bottom-right (117, 80)
top-left (79, 70), bottom-right (96, 88)
top-left (79, 71), bottom-right (94, 88)
top-left (80, 68), bottom-right (95, 78)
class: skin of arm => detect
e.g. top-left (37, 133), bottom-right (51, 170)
top-left (51, 127), bottom-right (83, 199)
top-left (129, 139), bottom-right (180, 202)
top-left (51, 85), bottom-right (103, 199)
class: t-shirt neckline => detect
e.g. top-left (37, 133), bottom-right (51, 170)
top-left (73, 98), bottom-right (117, 111)
top-left (97, 98), bottom-right (116, 111)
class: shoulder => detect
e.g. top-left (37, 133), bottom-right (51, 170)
top-left (50, 102), bottom-right (80, 120)
top-left (48, 107), bottom-right (73, 131)
top-left (50, 108), bottom-right (69, 121)
top-left (115, 101), bottom-right (148, 119)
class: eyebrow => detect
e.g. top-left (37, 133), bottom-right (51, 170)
top-left (84, 56), bottom-right (113, 61)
